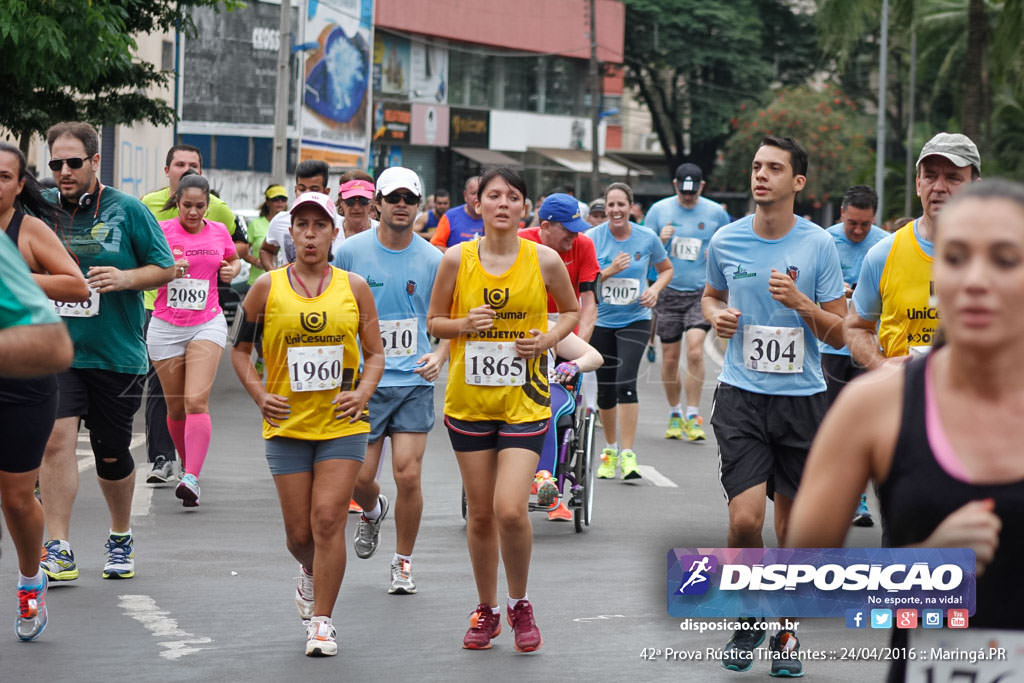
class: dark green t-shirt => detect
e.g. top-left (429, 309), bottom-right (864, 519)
top-left (43, 186), bottom-right (174, 374)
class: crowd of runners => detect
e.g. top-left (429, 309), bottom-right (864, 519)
top-left (1, 119), bottom-right (1021, 679)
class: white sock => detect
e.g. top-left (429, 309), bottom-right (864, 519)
top-left (110, 528), bottom-right (132, 538)
top-left (670, 404), bottom-right (682, 415)
top-left (362, 497), bottom-right (382, 521)
top-left (392, 553), bottom-right (411, 565)
top-left (490, 605), bottom-right (501, 615)
top-left (508, 594), bottom-right (528, 610)
top-left (686, 405), bottom-right (700, 418)
top-left (19, 570), bottom-right (44, 587)
top-left (605, 442), bottom-right (617, 453)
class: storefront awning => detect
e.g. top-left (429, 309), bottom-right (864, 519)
top-left (453, 147), bottom-right (523, 168)
top-left (530, 148), bottom-right (648, 177)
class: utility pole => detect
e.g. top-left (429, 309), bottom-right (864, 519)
top-left (271, 0), bottom-right (291, 183)
top-left (589, 0), bottom-right (601, 199)
top-left (904, 23), bottom-right (917, 217)
top-left (874, 0), bottom-right (889, 221)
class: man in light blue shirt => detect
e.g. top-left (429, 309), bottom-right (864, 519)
top-left (702, 136), bottom-right (846, 676)
top-left (820, 185), bottom-right (887, 529)
top-left (333, 166), bottom-right (447, 596)
top-left (644, 163), bottom-right (731, 442)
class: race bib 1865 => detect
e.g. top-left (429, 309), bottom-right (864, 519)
top-left (53, 288), bottom-right (101, 318)
top-left (287, 345), bottom-right (344, 392)
top-left (167, 278), bottom-right (209, 311)
top-left (743, 324), bottom-right (804, 373)
top-left (465, 341), bottom-right (525, 386)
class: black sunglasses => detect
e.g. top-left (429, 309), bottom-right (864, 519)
top-left (48, 157), bottom-right (88, 172)
top-left (383, 192), bottom-right (420, 205)
top-left (342, 196), bottom-right (371, 207)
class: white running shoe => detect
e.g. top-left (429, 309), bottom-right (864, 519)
top-left (295, 565), bottom-right (314, 620)
top-left (305, 616), bottom-right (337, 656)
top-left (388, 558), bottom-right (416, 595)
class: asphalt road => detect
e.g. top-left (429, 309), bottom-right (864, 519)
top-left (0, 339), bottom-right (892, 682)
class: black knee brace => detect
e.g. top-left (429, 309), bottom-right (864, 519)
top-left (91, 433), bottom-right (136, 480)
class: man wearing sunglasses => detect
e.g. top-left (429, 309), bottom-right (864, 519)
top-left (333, 166), bottom-right (447, 595)
top-left (260, 160), bottom-right (345, 271)
top-left (139, 144), bottom-right (240, 487)
top-left (38, 121), bottom-right (176, 584)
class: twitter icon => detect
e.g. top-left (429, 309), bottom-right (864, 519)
top-left (871, 609), bottom-right (893, 629)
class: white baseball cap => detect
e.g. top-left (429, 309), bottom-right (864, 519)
top-left (376, 167), bottom-right (423, 198)
top-left (290, 192), bottom-right (337, 219)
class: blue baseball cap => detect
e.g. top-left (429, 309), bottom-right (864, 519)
top-left (538, 193), bottom-right (590, 233)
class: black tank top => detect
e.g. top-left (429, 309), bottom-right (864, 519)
top-left (879, 357), bottom-right (1024, 629)
top-left (0, 210), bottom-right (59, 404)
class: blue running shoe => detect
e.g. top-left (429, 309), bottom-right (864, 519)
top-left (852, 494), bottom-right (874, 527)
top-left (769, 630), bottom-right (804, 677)
top-left (15, 575), bottom-right (47, 641)
top-left (40, 539), bottom-right (78, 582)
top-left (722, 617), bottom-right (765, 672)
top-left (103, 534), bottom-right (135, 579)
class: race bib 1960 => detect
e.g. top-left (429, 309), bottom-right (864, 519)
top-left (380, 318), bottom-right (417, 358)
top-left (167, 278), bottom-right (209, 311)
top-left (905, 629), bottom-right (1023, 682)
top-left (670, 236), bottom-right (702, 261)
top-left (53, 288), bottom-right (101, 318)
top-left (465, 341), bottom-right (525, 386)
top-left (743, 324), bottom-right (804, 373)
top-left (601, 277), bottom-right (641, 305)
top-left (286, 345), bottom-right (344, 392)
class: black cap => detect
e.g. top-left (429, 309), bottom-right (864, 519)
top-left (675, 163), bottom-right (703, 194)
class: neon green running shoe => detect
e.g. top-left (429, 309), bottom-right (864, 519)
top-left (665, 413), bottom-right (684, 439)
top-left (683, 415), bottom-right (706, 441)
top-left (596, 448), bottom-right (618, 479)
top-left (620, 449), bottom-right (642, 480)
top-left (40, 540), bottom-right (78, 582)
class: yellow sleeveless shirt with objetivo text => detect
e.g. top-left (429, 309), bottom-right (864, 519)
top-left (878, 222), bottom-right (938, 357)
top-left (262, 266), bottom-right (368, 440)
top-left (444, 239), bottom-right (550, 423)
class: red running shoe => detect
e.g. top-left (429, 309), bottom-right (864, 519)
top-left (507, 599), bottom-right (542, 652)
top-left (463, 603), bottom-right (502, 649)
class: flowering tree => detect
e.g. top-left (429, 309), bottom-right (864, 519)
top-left (715, 85), bottom-right (874, 207)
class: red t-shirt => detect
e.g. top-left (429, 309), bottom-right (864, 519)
top-left (518, 227), bottom-right (600, 313)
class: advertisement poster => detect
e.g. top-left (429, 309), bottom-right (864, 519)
top-left (299, 0), bottom-right (374, 167)
top-left (373, 33), bottom-right (410, 96)
top-left (372, 101), bottom-right (411, 143)
top-left (411, 103), bottom-right (449, 147)
top-left (410, 40), bottom-right (447, 104)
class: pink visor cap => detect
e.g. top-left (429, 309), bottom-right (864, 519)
top-left (290, 192), bottom-right (337, 219)
top-left (339, 179), bottom-right (375, 200)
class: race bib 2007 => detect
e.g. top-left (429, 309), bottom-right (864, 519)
top-left (601, 277), bottom-right (641, 306)
top-left (287, 345), bottom-right (344, 392)
top-left (465, 341), bottom-right (525, 386)
top-left (743, 324), bottom-right (804, 373)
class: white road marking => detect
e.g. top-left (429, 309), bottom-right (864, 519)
top-left (635, 465), bottom-right (678, 488)
top-left (132, 475), bottom-right (155, 518)
top-left (118, 594), bottom-right (213, 659)
top-left (573, 614), bottom-right (627, 623)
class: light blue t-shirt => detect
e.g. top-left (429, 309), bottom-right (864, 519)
top-left (821, 222), bottom-right (888, 357)
top-left (643, 195), bottom-right (731, 292)
top-left (333, 227), bottom-right (442, 387)
top-left (586, 221), bottom-right (669, 329)
top-left (851, 219), bottom-right (932, 322)
top-left (706, 215), bottom-right (844, 396)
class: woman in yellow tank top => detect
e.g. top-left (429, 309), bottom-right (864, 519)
top-left (428, 168), bottom-right (579, 652)
top-left (231, 193), bottom-right (383, 657)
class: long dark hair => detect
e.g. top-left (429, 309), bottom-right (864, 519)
top-left (161, 171), bottom-right (210, 212)
top-left (0, 142), bottom-right (63, 226)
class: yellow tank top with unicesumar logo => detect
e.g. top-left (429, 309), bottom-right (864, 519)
top-left (262, 266), bottom-right (368, 440)
top-left (445, 239), bottom-right (550, 423)
top-left (878, 222), bottom-right (937, 357)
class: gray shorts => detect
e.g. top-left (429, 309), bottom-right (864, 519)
top-left (654, 288), bottom-right (709, 342)
top-left (264, 434), bottom-right (367, 475)
top-left (368, 385), bottom-right (435, 442)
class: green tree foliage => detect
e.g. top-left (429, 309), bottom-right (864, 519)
top-left (0, 0), bottom-right (240, 148)
top-left (716, 86), bottom-right (874, 206)
top-left (622, 0), bottom-right (817, 181)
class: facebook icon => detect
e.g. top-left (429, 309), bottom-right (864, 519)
top-left (845, 609), bottom-right (866, 629)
